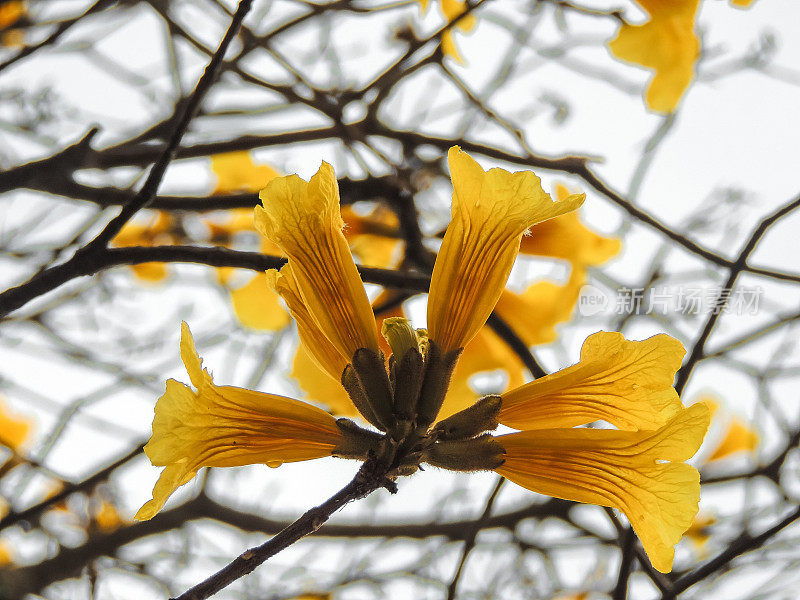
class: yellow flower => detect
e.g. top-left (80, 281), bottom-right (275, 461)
top-left (683, 512), bottom-right (716, 555)
top-left (0, 539), bottom-right (13, 566)
top-left (137, 148), bottom-right (708, 575)
top-left (256, 162), bottom-right (380, 371)
top-left (207, 154), bottom-right (291, 331)
top-left (418, 0), bottom-right (477, 63)
top-left (135, 322), bottom-right (343, 520)
top-left (731, 0), bottom-right (755, 6)
top-left (93, 499), bottom-right (124, 532)
top-left (0, 1), bottom-right (24, 29)
top-left (427, 147), bottom-right (584, 354)
top-left (111, 211), bottom-right (176, 282)
top-left (520, 185), bottom-right (621, 267)
top-left (0, 396), bottom-right (32, 452)
top-left (496, 403), bottom-right (710, 573)
top-left (700, 396), bottom-right (759, 463)
top-left (499, 331), bottom-right (686, 431)
top-left (211, 151), bottom-right (280, 195)
top-left (342, 205), bottom-right (403, 269)
top-left (608, 0), bottom-right (700, 113)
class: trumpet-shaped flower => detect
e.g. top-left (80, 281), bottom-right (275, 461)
top-left (135, 322), bottom-right (344, 520)
top-left (427, 147), bottom-right (584, 354)
top-left (499, 331), bottom-right (686, 431)
top-left (496, 403), bottom-right (710, 572)
top-left (608, 0), bottom-right (700, 113)
top-left (138, 148), bottom-right (706, 575)
top-left (256, 162), bottom-right (380, 372)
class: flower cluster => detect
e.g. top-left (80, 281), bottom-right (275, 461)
top-left (136, 147), bottom-right (709, 573)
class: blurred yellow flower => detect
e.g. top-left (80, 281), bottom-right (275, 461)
top-left (608, 0), bottom-right (700, 113)
top-left (441, 268), bottom-right (586, 418)
top-left (418, 0), bottom-right (476, 63)
top-left (520, 185), bottom-right (621, 267)
top-left (93, 499), bottom-right (125, 532)
top-left (683, 512), bottom-right (716, 555)
top-left (0, 539), bottom-right (13, 566)
top-left (211, 151), bottom-right (280, 195)
top-left (0, 0), bottom-right (25, 47)
top-left (208, 153), bottom-right (291, 332)
top-left (342, 205), bottom-right (403, 269)
top-left (700, 396), bottom-right (759, 463)
top-left (135, 322), bottom-right (345, 521)
top-left (111, 211), bottom-right (177, 282)
top-left (0, 397), bottom-right (33, 452)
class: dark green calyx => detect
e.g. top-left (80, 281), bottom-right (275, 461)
top-left (351, 348), bottom-right (395, 430)
top-left (341, 364), bottom-right (386, 431)
top-left (415, 340), bottom-right (462, 428)
top-left (433, 395), bottom-right (502, 441)
top-left (424, 434), bottom-right (505, 472)
top-left (392, 347), bottom-right (425, 420)
top-left (332, 418), bottom-right (383, 460)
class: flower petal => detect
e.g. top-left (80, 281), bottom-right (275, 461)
top-left (427, 147), bottom-right (584, 353)
top-left (499, 331), bottom-right (685, 431)
top-left (255, 163), bottom-right (379, 360)
top-left (136, 324), bottom-right (342, 520)
top-left (211, 151), bottom-right (279, 194)
top-left (496, 403), bottom-right (710, 573)
top-left (607, 1), bottom-right (700, 113)
top-left (267, 265), bottom-right (349, 382)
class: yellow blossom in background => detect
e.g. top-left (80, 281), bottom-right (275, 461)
top-left (608, 0), bottom-right (700, 113)
top-left (731, 0), bottom-right (756, 6)
top-left (0, 1), bottom-right (24, 28)
top-left (683, 512), bottom-right (716, 556)
top-left (520, 185), bottom-right (621, 267)
top-left (699, 396), bottom-right (759, 463)
top-left (135, 322), bottom-right (344, 520)
top-left (111, 211), bottom-right (176, 282)
top-left (93, 500), bottom-right (124, 532)
top-left (0, 539), bottom-right (13, 566)
top-left (0, 396), bottom-right (32, 451)
top-left (211, 151), bottom-right (280, 194)
top-left (497, 403), bottom-right (709, 573)
top-left (208, 153), bottom-right (290, 331)
top-left (0, 0), bottom-right (25, 47)
top-left (427, 147), bottom-right (584, 353)
top-left (418, 0), bottom-right (477, 63)
top-left (342, 205), bottom-right (403, 269)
